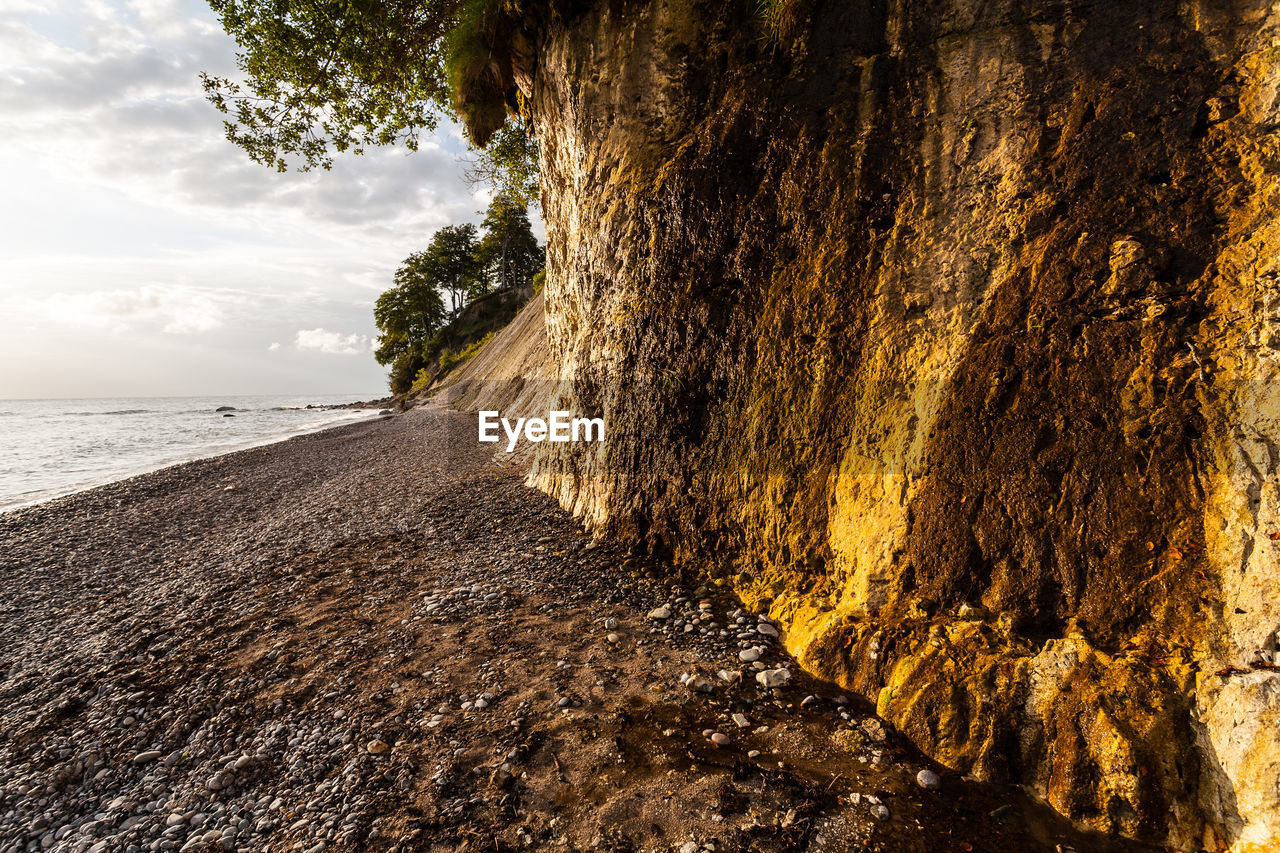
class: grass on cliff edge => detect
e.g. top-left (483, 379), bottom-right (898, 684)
top-left (409, 286), bottom-right (532, 395)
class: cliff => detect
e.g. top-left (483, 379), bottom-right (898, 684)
top-left (457, 0), bottom-right (1280, 847)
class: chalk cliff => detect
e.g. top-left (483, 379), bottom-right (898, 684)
top-left (458, 0), bottom-right (1280, 847)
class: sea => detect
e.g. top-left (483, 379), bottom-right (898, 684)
top-left (0, 395), bottom-right (388, 511)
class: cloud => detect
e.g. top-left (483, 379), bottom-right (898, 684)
top-left (37, 284), bottom-right (230, 333)
top-left (267, 341), bottom-right (280, 351)
top-left (0, 0), bottom-right (538, 399)
top-left (0, 0), bottom-right (483, 245)
top-left (294, 328), bottom-right (372, 355)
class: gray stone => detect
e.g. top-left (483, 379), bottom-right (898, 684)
top-left (755, 668), bottom-right (791, 689)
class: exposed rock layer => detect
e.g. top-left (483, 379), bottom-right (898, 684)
top-left (484, 0), bottom-right (1280, 847)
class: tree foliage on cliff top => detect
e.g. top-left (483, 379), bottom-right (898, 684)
top-left (202, 0), bottom-right (800, 197)
top-left (201, 0), bottom-right (460, 172)
top-left (201, 0), bottom-right (539, 202)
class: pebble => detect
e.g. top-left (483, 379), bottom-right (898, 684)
top-left (917, 769), bottom-right (940, 790)
top-left (0, 406), bottom-right (1010, 853)
top-left (755, 668), bottom-right (791, 688)
top-left (683, 674), bottom-right (713, 693)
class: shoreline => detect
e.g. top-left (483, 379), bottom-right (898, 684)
top-left (0, 404), bottom-right (1157, 853)
top-left (0, 402), bottom-right (394, 515)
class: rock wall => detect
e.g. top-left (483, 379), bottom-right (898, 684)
top-left (507, 0), bottom-right (1280, 847)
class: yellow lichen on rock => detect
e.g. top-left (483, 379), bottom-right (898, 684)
top-left (505, 0), bottom-right (1280, 847)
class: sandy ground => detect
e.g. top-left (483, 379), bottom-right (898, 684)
top-left (0, 402), bottom-right (1164, 853)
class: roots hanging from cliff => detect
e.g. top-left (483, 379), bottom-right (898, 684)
top-left (446, 0), bottom-right (539, 145)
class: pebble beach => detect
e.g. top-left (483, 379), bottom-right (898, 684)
top-left (0, 402), bottom-right (1159, 853)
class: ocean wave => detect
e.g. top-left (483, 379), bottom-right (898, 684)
top-left (66, 409), bottom-right (153, 416)
top-left (0, 406), bottom-right (385, 511)
top-left (288, 411), bottom-right (375, 431)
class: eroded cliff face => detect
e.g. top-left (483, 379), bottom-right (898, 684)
top-left (511, 0), bottom-right (1280, 847)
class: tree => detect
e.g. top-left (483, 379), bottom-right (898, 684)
top-left (423, 224), bottom-right (482, 315)
top-left (373, 250), bottom-right (448, 393)
top-left (204, 0), bottom-right (799, 185)
top-left (201, 0), bottom-right (538, 193)
top-left (374, 256), bottom-right (446, 363)
top-left (474, 195), bottom-right (542, 295)
top-left (200, 0), bottom-right (457, 172)
top-left (463, 123), bottom-right (540, 207)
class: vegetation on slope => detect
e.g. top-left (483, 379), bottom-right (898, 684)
top-left (410, 287), bottom-right (528, 393)
top-left (374, 194), bottom-right (543, 394)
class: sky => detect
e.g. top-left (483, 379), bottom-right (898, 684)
top-left (0, 0), bottom-right (505, 400)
